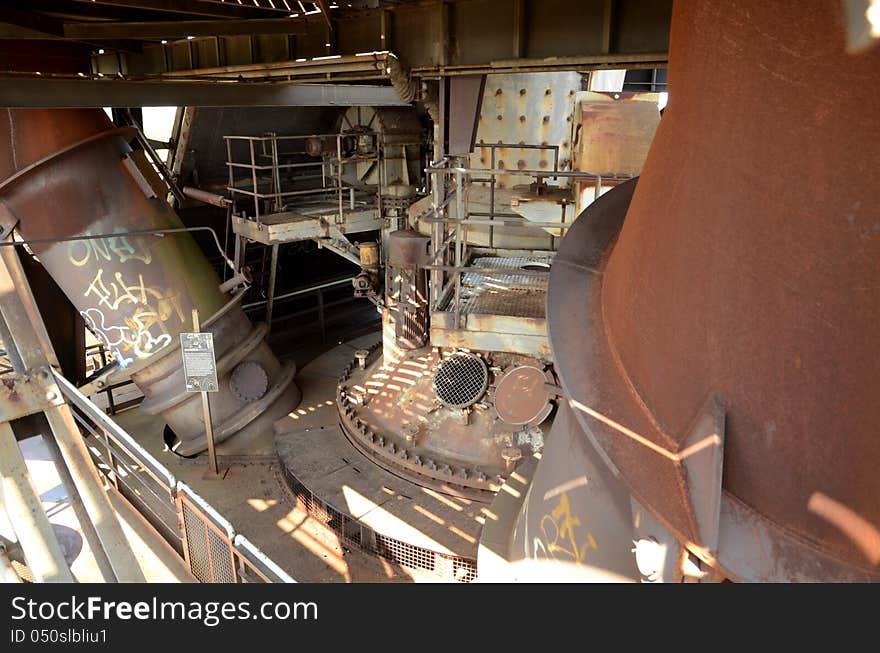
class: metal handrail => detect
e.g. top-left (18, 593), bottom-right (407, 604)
top-left (226, 131), bottom-right (382, 228)
top-left (424, 150), bottom-right (620, 326)
top-left (233, 534), bottom-right (296, 584)
top-left (52, 369), bottom-right (295, 583)
top-left (54, 370), bottom-right (176, 490)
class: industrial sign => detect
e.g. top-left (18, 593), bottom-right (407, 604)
top-left (180, 332), bottom-right (219, 392)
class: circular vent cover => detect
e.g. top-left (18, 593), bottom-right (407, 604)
top-left (229, 360), bottom-right (268, 402)
top-left (432, 353), bottom-right (489, 408)
top-left (494, 365), bottom-right (553, 425)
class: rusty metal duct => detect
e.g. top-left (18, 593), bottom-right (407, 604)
top-left (0, 109), bottom-right (300, 457)
top-left (549, 1), bottom-right (880, 581)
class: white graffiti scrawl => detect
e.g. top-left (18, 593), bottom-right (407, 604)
top-left (81, 268), bottom-right (184, 368)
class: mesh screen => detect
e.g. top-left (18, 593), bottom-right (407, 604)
top-left (282, 464), bottom-right (477, 582)
top-left (432, 353), bottom-right (488, 408)
top-left (181, 501), bottom-right (236, 583)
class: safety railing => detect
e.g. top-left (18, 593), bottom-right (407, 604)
top-left (224, 132), bottom-right (382, 229)
top-left (424, 152), bottom-right (633, 328)
top-left (54, 370), bottom-right (295, 584)
top-left (84, 343), bottom-right (143, 415)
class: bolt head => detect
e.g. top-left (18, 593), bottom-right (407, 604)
top-left (501, 446), bottom-right (523, 463)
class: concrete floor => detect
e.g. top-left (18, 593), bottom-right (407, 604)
top-left (114, 404), bottom-right (414, 582)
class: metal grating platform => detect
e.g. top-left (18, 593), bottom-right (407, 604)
top-left (440, 256), bottom-right (551, 319)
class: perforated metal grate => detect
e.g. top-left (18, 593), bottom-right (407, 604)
top-left (462, 256), bottom-right (552, 290)
top-left (281, 464), bottom-right (478, 582)
top-left (432, 353), bottom-right (489, 408)
top-left (438, 256), bottom-right (551, 319)
top-left (181, 501), bottom-right (236, 583)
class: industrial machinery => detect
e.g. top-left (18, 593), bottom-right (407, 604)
top-left (0, 0), bottom-right (877, 587)
top-left (0, 109), bottom-right (301, 457)
top-left (480, 0), bottom-right (880, 583)
top-left (273, 70), bottom-right (663, 581)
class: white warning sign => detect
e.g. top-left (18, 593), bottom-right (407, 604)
top-left (180, 332), bottom-right (219, 392)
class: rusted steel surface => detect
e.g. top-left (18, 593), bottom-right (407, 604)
top-left (471, 72), bottom-right (582, 190)
top-left (0, 109), bottom-right (300, 455)
top-left (182, 186), bottom-right (230, 208)
top-left (337, 341), bottom-right (551, 502)
top-left (0, 109), bottom-right (226, 369)
top-left (550, 1), bottom-right (880, 579)
top-left (385, 230), bottom-right (431, 351)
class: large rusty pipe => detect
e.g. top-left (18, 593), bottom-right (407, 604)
top-left (549, 2), bottom-right (880, 580)
top-left (0, 109), bottom-right (301, 456)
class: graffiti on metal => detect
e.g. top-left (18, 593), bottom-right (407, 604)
top-left (532, 492), bottom-right (598, 564)
top-left (68, 233), bottom-right (154, 267)
top-left (71, 232), bottom-right (184, 368)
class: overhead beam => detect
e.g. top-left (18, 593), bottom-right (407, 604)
top-left (0, 7), bottom-right (64, 38)
top-left (63, 18), bottom-right (308, 40)
top-left (314, 0), bottom-right (334, 30)
top-left (66, 0), bottom-right (287, 20)
top-left (29, 0), bottom-right (206, 22)
top-left (0, 78), bottom-right (408, 107)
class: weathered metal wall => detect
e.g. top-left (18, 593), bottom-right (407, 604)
top-left (471, 72), bottom-right (583, 189)
top-left (184, 106), bottom-right (343, 186)
top-left (544, 1), bottom-right (880, 580)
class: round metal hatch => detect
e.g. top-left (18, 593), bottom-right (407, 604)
top-left (229, 360), bottom-right (269, 402)
top-left (432, 352), bottom-right (489, 408)
top-left (494, 365), bottom-right (554, 425)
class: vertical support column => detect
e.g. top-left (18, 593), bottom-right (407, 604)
top-left (266, 243), bottom-right (279, 331)
top-left (336, 134), bottom-right (344, 225)
top-left (380, 10), bottom-right (390, 51)
top-left (513, 0), bottom-right (527, 59)
top-left (601, 0), bottom-right (614, 55)
top-left (0, 243), bottom-right (145, 582)
top-left (317, 290), bottom-right (326, 344)
top-left (271, 133), bottom-right (283, 214)
top-left (430, 172), bottom-right (443, 309)
top-left (430, 78), bottom-right (447, 309)
top-left (0, 422), bottom-right (74, 582)
top-left (489, 147), bottom-right (496, 249)
top-left (453, 169), bottom-right (464, 329)
top-left (249, 138), bottom-right (260, 226)
top-left (168, 107), bottom-right (197, 208)
top-left (437, 0), bottom-right (450, 68)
